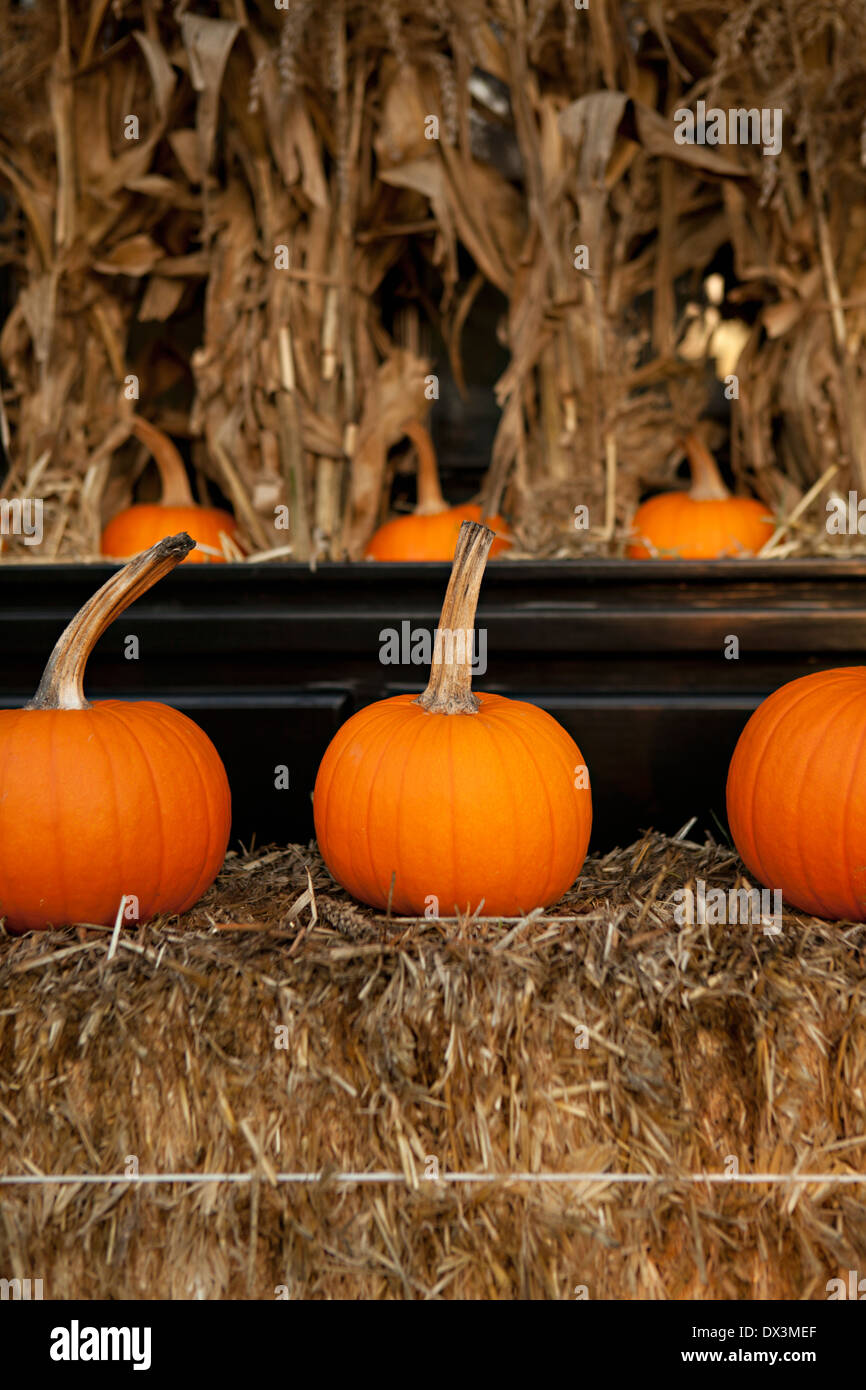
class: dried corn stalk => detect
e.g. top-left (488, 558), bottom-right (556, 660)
top-left (0, 1), bottom-right (864, 560)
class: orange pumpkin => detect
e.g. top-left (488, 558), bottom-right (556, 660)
top-left (315, 520), bottom-right (591, 916)
top-left (102, 416), bottom-right (240, 564)
top-left (627, 433), bottom-right (774, 559)
top-left (727, 668), bottom-right (866, 920)
top-left (364, 421), bottom-right (512, 560)
top-left (0, 534), bottom-right (231, 933)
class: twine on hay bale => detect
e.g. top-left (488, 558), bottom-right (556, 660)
top-left (1, 829), bottom-right (866, 1300)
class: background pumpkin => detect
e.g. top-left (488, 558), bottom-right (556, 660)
top-left (101, 416), bottom-right (241, 564)
top-left (315, 520), bottom-right (591, 916)
top-left (364, 420), bottom-right (512, 561)
top-left (627, 433), bottom-right (774, 560)
top-left (0, 534), bottom-right (231, 932)
top-left (727, 667), bottom-right (866, 921)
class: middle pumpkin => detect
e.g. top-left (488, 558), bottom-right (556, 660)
top-left (314, 520), bottom-right (592, 917)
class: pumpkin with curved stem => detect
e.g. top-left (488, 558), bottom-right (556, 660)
top-left (0, 534), bottom-right (231, 932)
top-left (364, 421), bottom-right (512, 561)
top-left (627, 433), bottom-right (774, 560)
top-left (101, 416), bottom-right (241, 564)
top-left (727, 668), bottom-right (866, 921)
top-left (315, 520), bottom-right (591, 916)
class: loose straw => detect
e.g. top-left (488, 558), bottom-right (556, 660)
top-left (758, 463), bottom-right (838, 556)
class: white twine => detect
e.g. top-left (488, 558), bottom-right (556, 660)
top-left (0, 1171), bottom-right (863, 1187)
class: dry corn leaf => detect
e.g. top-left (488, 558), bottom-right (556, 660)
top-left (180, 13), bottom-right (241, 175)
top-left (93, 234), bottom-right (163, 277)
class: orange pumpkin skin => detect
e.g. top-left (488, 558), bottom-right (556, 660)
top-left (627, 493), bottom-right (773, 559)
top-left (314, 692), bottom-right (591, 916)
top-left (0, 701), bottom-right (231, 932)
top-left (726, 668), bottom-right (866, 920)
top-left (102, 505), bottom-right (240, 564)
top-left (365, 505), bottom-right (511, 561)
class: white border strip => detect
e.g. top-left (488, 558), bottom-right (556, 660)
top-left (0, 1171), bottom-right (863, 1187)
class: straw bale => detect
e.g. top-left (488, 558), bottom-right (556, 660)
top-left (2, 830), bottom-right (864, 1299)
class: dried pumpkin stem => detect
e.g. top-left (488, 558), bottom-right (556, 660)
top-left (404, 420), bottom-right (447, 515)
top-left (26, 533), bottom-right (196, 711)
top-left (684, 433), bottom-right (730, 501)
top-left (129, 416), bottom-right (196, 508)
top-left (415, 520), bottom-right (494, 715)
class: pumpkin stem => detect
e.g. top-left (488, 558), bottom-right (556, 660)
top-left (130, 416), bottom-right (196, 508)
top-left (683, 432), bottom-right (730, 501)
top-left (415, 520), bottom-right (494, 715)
top-left (26, 533), bottom-right (196, 711)
top-left (405, 420), bottom-right (447, 516)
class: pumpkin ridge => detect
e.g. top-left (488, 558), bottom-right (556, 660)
top-left (737, 693), bottom-right (784, 889)
top-left (167, 706), bottom-right (229, 910)
top-left (794, 682), bottom-right (865, 917)
top-left (795, 686), bottom-right (866, 922)
top-left (102, 703), bottom-right (167, 916)
top-left (838, 691), bottom-right (866, 917)
top-left (0, 710), bottom-right (24, 925)
top-left (788, 691), bottom-right (846, 914)
top-left (740, 675), bottom-right (850, 892)
top-left (527, 710), bottom-right (591, 897)
top-left (312, 704), bottom-right (357, 835)
top-left (493, 711), bottom-right (555, 910)
top-left (131, 701), bottom-right (229, 913)
top-left (355, 706), bottom-right (400, 906)
top-left (740, 709), bottom-right (776, 891)
top-left (522, 711), bottom-right (569, 906)
top-left (315, 704), bottom-right (365, 871)
top-left (88, 704), bottom-right (129, 918)
top-left (499, 709), bottom-right (578, 908)
top-left (472, 708), bottom-right (523, 914)
top-left (149, 702), bottom-right (227, 911)
top-left (146, 706), bottom-right (190, 911)
top-left (352, 703), bottom-right (413, 907)
top-left (387, 702), bottom-right (435, 911)
top-left (446, 712), bottom-right (457, 913)
top-left (317, 699), bottom-right (408, 891)
top-left (49, 711), bottom-right (68, 928)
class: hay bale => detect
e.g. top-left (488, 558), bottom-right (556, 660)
top-left (2, 830), bottom-right (865, 1299)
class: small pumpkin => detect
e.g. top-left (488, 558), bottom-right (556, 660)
top-left (101, 416), bottom-right (240, 564)
top-left (0, 534), bottom-right (231, 932)
top-left (627, 433), bottom-right (774, 560)
top-left (727, 668), bottom-right (866, 921)
top-left (364, 420), bottom-right (512, 561)
top-left (315, 520), bottom-right (591, 916)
